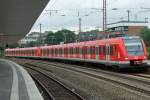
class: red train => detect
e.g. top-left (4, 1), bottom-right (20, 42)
top-left (5, 36), bottom-right (148, 69)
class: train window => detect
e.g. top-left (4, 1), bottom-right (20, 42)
top-left (60, 48), bottom-right (63, 55)
top-left (64, 48), bottom-right (66, 54)
top-left (56, 49), bottom-right (57, 55)
top-left (71, 47), bottom-right (73, 55)
top-left (72, 47), bottom-right (73, 54)
top-left (49, 49), bottom-right (51, 54)
top-left (29, 50), bottom-right (31, 55)
top-left (58, 48), bottom-right (60, 54)
top-left (110, 45), bottom-right (117, 56)
top-left (77, 47), bottom-right (79, 54)
top-left (103, 46), bottom-right (106, 55)
top-left (73, 47), bottom-right (75, 54)
top-left (72, 47), bottom-right (74, 54)
top-left (49, 49), bottom-right (52, 54)
top-left (99, 46), bottom-right (102, 55)
top-left (90, 46), bottom-right (95, 55)
top-left (54, 49), bottom-right (57, 55)
top-left (46, 48), bottom-right (49, 55)
top-left (56, 48), bottom-right (58, 55)
top-left (33, 50), bottom-right (34, 56)
top-left (45, 49), bottom-right (47, 55)
top-left (59, 48), bottom-right (60, 54)
top-left (69, 47), bottom-right (71, 54)
top-left (61, 48), bottom-right (63, 54)
top-left (87, 47), bottom-right (90, 55)
top-left (70, 47), bottom-right (72, 54)
top-left (80, 47), bottom-right (82, 55)
top-left (110, 46), bottom-right (113, 55)
top-left (51, 49), bottom-right (53, 55)
top-left (124, 39), bottom-right (144, 56)
top-left (42, 49), bottom-right (44, 55)
top-left (44, 49), bottom-right (46, 56)
top-left (30, 50), bottom-right (32, 55)
top-left (90, 47), bottom-right (92, 54)
top-left (75, 47), bottom-right (77, 54)
top-left (75, 47), bottom-right (78, 54)
top-left (46, 49), bottom-right (48, 55)
top-left (43, 49), bottom-right (45, 55)
top-left (64, 48), bottom-right (68, 55)
top-left (96, 46), bottom-right (99, 55)
top-left (41, 49), bottom-right (43, 55)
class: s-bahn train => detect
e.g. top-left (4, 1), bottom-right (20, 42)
top-left (5, 36), bottom-right (148, 69)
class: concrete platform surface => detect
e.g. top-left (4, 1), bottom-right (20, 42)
top-left (0, 59), bottom-right (43, 100)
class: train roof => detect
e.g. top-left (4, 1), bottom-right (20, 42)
top-left (121, 36), bottom-right (141, 40)
top-left (6, 36), bottom-right (135, 51)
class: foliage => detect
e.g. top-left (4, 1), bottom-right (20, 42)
top-left (44, 31), bottom-right (55, 44)
top-left (45, 29), bottom-right (76, 45)
top-left (147, 47), bottom-right (150, 59)
top-left (140, 27), bottom-right (150, 46)
top-left (54, 30), bottom-right (64, 44)
top-left (0, 47), bottom-right (4, 57)
top-left (28, 41), bottom-right (38, 47)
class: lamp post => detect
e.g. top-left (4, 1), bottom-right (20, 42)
top-left (39, 23), bottom-right (42, 46)
top-left (127, 10), bottom-right (130, 22)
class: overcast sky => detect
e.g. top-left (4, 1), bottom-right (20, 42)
top-left (30, 0), bottom-right (150, 33)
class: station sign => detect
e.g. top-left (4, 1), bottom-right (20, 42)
top-left (108, 26), bottom-right (128, 32)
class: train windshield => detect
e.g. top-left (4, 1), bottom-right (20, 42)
top-left (123, 38), bottom-right (144, 56)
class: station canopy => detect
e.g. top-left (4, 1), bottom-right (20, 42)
top-left (0, 0), bottom-right (49, 46)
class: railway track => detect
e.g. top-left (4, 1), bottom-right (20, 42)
top-left (21, 60), bottom-right (150, 98)
top-left (132, 73), bottom-right (150, 80)
top-left (22, 63), bottom-right (85, 100)
top-left (10, 58), bottom-right (150, 98)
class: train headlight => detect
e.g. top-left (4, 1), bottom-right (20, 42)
top-left (125, 57), bottom-right (128, 60)
top-left (144, 56), bottom-right (147, 59)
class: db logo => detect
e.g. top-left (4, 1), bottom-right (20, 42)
top-left (134, 56), bottom-right (138, 59)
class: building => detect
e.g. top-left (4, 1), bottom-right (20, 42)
top-left (107, 21), bottom-right (148, 36)
top-left (77, 30), bottom-right (103, 42)
top-left (18, 32), bottom-right (48, 46)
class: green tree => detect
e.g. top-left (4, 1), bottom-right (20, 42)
top-left (44, 31), bottom-right (55, 45)
top-left (140, 27), bottom-right (150, 46)
top-left (54, 30), bottom-right (64, 44)
top-left (44, 29), bottom-right (76, 45)
top-left (56, 29), bottom-right (76, 43)
top-left (28, 41), bottom-right (38, 47)
top-left (64, 29), bottom-right (76, 43)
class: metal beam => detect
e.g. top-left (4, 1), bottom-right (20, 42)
top-left (0, 0), bottom-right (49, 45)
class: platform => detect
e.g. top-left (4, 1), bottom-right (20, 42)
top-left (0, 59), bottom-right (43, 100)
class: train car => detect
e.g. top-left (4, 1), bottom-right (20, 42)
top-left (5, 36), bottom-right (148, 69)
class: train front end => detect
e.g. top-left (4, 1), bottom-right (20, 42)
top-left (122, 36), bottom-right (148, 67)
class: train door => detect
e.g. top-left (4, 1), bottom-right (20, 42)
top-left (110, 44), bottom-right (117, 61)
top-left (105, 44), bottom-right (110, 61)
top-left (64, 47), bottom-right (68, 58)
top-left (90, 46), bottom-right (96, 59)
top-left (96, 45), bottom-right (99, 60)
top-left (76, 47), bottom-right (80, 58)
top-left (116, 44), bottom-right (120, 61)
top-left (80, 47), bottom-right (82, 59)
top-left (36, 48), bottom-right (41, 56)
top-left (82, 46), bottom-right (87, 59)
